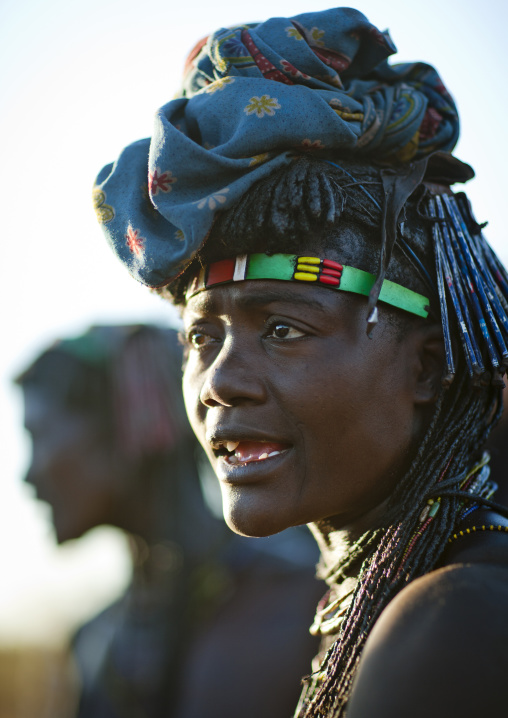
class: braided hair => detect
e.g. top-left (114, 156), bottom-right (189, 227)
top-left (162, 156), bottom-right (502, 716)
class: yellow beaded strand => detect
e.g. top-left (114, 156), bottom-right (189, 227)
top-left (448, 524), bottom-right (508, 543)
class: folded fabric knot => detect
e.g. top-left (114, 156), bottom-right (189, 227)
top-left (94, 7), bottom-right (460, 288)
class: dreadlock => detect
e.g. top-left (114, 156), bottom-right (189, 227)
top-left (161, 155), bottom-right (503, 716)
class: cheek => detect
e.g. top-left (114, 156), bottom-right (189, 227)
top-left (304, 343), bottom-right (415, 487)
top-left (32, 443), bottom-right (70, 490)
top-left (182, 362), bottom-right (206, 441)
top-left (348, 351), bottom-right (416, 478)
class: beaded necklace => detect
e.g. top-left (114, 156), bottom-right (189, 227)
top-left (396, 451), bottom-right (496, 574)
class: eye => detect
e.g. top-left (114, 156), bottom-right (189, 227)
top-left (187, 328), bottom-right (219, 349)
top-left (266, 322), bottom-right (306, 340)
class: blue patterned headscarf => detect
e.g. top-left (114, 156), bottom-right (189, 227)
top-left (94, 7), bottom-right (459, 288)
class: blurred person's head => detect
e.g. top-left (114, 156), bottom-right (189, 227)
top-left (17, 325), bottom-right (194, 544)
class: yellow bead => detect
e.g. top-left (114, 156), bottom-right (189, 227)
top-left (466, 528), bottom-right (470, 534)
top-left (297, 264), bottom-right (319, 274)
top-left (459, 531), bottom-right (464, 536)
top-left (298, 256), bottom-right (321, 265)
top-left (490, 525), bottom-right (494, 530)
top-left (294, 272), bottom-right (318, 282)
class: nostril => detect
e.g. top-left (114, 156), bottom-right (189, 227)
top-left (200, 378), bottom-right (239, 409)
top-left (201, 396), bottom-right (222, 409)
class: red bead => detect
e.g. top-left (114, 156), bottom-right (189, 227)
top-left (319, 275), bottom-right (341, 286)
top-left (321, 267), bottom-right (342, 278)
top-left (322, 259), bottom-right (343, 271)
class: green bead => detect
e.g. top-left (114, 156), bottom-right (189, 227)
top-left (428, 501), bottom-right (441, 518)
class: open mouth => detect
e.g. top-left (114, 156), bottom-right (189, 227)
top-left (213, 440), bottom-right (290, 466)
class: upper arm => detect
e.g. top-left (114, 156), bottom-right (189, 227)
top-left (346, 564), bottom-right (508, 718)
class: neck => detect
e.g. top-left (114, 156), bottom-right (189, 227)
top-left (308, 498), bottom-right (389, 577)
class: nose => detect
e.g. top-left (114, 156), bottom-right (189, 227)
top-left (23, 442), bottom-right (47, 491)
top-left (24, 465), bottom-right (38, 487)
top-left (199, 338), bottom-right (266, 409)
top-left (23, 460), bottom-right (44, 494)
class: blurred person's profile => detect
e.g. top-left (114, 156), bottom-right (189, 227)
top-left (17, 324), bottom-right (322, 718)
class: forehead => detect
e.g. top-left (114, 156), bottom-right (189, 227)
top-left (184, 281), bottom-right (334, 316)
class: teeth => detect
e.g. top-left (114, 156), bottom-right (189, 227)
top-left (259, 452), bottom-right (269, 460)
top-left (226, 441), bottom-right (240, 453)
top-left (268, 451), bottom-right (281, 458)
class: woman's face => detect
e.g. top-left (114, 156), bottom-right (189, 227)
top-left (182, 273), bottom-right (424, 537)
top-left (23, 388), bottom-right (119, 543)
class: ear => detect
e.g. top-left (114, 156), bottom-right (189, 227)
top-left (411, 323), bottom-right (445, 405)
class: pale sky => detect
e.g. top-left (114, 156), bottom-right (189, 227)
top-left (0, 0), bottom-right (506, 643)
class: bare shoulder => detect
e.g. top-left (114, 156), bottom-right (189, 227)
top-left (346, 563), bottom-right (508, 718)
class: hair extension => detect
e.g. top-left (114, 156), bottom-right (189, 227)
top-left (166, 155), bottom-right (503, 716)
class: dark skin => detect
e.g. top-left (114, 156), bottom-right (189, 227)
top-left (182, 264), bottom-right (508, 715)
top-left (347, 563), bottom-right (508, 717)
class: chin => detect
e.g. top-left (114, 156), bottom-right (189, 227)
top-left (54, 520), bottom-right (88, 545)
top-left (221, 488), bottom-right (294, 538)
top-left (55, 529), bottom-right (75, 544)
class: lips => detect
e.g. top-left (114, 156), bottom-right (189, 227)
top-left (208, 430), bottom-right (291, 469)
top-left (225, 440), bottom-right (289, 465)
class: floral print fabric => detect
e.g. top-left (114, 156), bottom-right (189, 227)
top-left (94, 7), bottom-right (459, 288)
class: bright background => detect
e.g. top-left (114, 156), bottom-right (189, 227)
top-left (0, 0), bottom-right (506, 645)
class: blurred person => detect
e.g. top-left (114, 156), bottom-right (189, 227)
top-left (17, 324), bottom-right (321, 718)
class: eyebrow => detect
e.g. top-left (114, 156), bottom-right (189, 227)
top-left (190, 287), bottom-right (330, 314)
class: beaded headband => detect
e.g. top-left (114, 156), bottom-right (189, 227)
top-left (185, 253), bottom-right (430, 319)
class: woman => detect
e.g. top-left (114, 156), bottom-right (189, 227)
top-left (93, 8), bottom-right (508, 716)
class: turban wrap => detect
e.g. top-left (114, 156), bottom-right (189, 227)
top-left (94, 7), bottom-right (460, 288)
